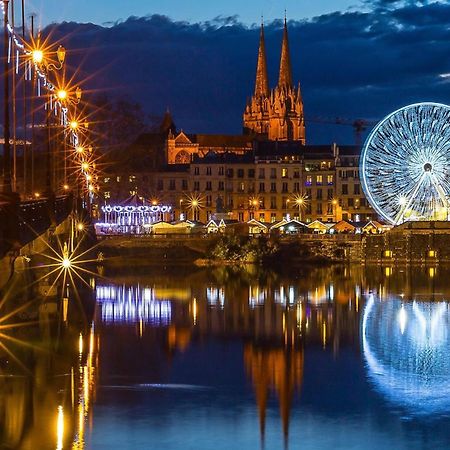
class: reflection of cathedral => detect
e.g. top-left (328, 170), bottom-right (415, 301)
top-left (244, 343), bottom-right (303, 443)
top-left (243, 20), bottom-right (306, 142)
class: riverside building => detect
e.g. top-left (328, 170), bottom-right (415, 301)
top-left (98, 19), bottom-right (374, 225)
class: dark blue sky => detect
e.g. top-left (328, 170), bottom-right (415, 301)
top-left (43, 1), bottom-right (450, 144)
top-left (30, 0), bottom-right (361, 27)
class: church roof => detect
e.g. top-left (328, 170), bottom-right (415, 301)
top-left (278, 18), bottom-right (293, 88)
top-left (255, 23), bottom-right (269, 97)
top-left (188, 134), bottom-right (253, 148)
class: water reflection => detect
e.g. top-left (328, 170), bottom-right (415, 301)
top-left (362, 293), bottom-right (450, 415)
top-left (94, 268), bottom-right (362, 444)
top-left (7, 265), bottom-right (450, 449)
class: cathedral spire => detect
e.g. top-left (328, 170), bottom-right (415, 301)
top-left (278, 16), bottom-right (293, 88)
top-left (254, 21), bottom-right (270, 97)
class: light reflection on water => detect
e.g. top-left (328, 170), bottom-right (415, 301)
top-left (363, 294), bottom-right (450, 416)
top-left (5, 266), bottom-right (450, 449)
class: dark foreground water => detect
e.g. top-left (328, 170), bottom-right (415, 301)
top-left (3, 264), bottom-right (450, 449)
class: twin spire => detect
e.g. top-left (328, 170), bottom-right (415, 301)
top-left (254, 17), bottom-right (294, 97)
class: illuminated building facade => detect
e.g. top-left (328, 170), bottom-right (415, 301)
top-left (243, 20), bottom-right (306, 142)
top-left (98, 20), bottom-right (373, 224)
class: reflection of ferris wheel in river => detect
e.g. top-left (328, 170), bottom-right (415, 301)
top-left (360, 102), bottom-right (450, 225)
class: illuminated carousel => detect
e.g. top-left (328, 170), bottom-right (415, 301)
top-left (96, 194), bottom-right (173, 234)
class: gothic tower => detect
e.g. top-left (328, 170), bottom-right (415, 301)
top-left (243, 19), bottom-right (306, 143)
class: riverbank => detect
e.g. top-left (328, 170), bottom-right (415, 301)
top-left (97, 234), bottom-right (362, 266)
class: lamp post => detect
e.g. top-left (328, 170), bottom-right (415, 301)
top-left (41, 47), bottom-right (66, 199)
top-left (2, 0), bottom-right (12, 196)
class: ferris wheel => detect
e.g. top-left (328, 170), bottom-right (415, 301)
top-left (360, 102), bottom-right (450, 225)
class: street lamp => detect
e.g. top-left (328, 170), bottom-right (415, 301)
top-left (292, 193), bottom-right (307, 222)
top-left (2, 0), bottom-right (12, 196)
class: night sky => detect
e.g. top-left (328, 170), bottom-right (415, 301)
top-left (31, 1), bottom-right (450, 144)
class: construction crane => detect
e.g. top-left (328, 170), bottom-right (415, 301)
top-left (306, 116), bottom-right (379, 147)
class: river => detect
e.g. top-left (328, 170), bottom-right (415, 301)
top-left (2, 264), bottom-right (450, 449)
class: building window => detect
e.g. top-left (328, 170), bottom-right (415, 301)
top-left (260, 198), bottom-right (265, 209)
top-left (316, 175), bottom-right (323, 186)
top-left (327, 189), bottom-right (333, 200)
top-left (306, 175), bottom-right (312, 186)
top-left (238, 169), bottom-right (245, 178)
top-left (282, 182), bottom-right (288, 193)
top-left (348, 198), bottom-right (354, 207)
top-left (206, 181), bottom-right (212, 191)
top-left (238, 182), bottom-right (245, 192)
top-left (206, 167), bottom-right (212, 175)
top-left (317, 189), bottom-right (322, 200)
top-left (327, 203), bottom-right (333, 214)
top-left (116, 176), bottom-right (121, 182)
top-left (218, 181), bottom-right (224, 190)
top-left (259, 168), bottom-right (265, 179)
top-left (259, 213), bottom-right (265, 221)
top-left (293, 168), bottom-right (300, 179)
top-left (259, 182), bottom-right (265, 192)
top-left (342, 184), bottom-right (348, 195)
top-left (317, 203), bottom-right (323, 214)
top-left (271, 213), bottom-right (277, 222)
top-left (248, 169), bottom-right (255, 178)
top-left (128, 175), bottom-right (136, 183)
top-left (194, 181), bottom-right (200, 191)
top-left (306, 189), bottom-right (312, 200)
top-left (354, 184), bottom-right (360, 195)
top-left (104, 177), bottom-right (110, 183)
top-left (104, 191), bottom-right (111, 199)
top-left (282, 168), bottom-right (288, 178)
top-left (327, 175), bottom-right (333, 185)
top-left (194, 167), bottom-right (200, 175)
top-left (293, 182), bottom-right (300, 192)
top-left (282, 197), bottom-right (288, 208)
top-left (270, 168), bottom-right (277, 179)
top-left (206, 195), bottom-right (212, 207)
top-left (157, 180), bottom-right (163, 190)
top-left (249, 212), bottom-right (255, 220)
top-left (270, 196), bottom-right (277, 209)
top-left (182, 179), bottom-right (188, 190)
top-left (219, 166), bottom-right (224, 175)
top-left (270, 183), bottom-right (277, 193)
top-left (238, 212), bottom-right (244, 221)
top-left (226, 168), bottom-right (234, 178)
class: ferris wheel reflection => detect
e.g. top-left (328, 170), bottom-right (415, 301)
top-left (362, 293), bottom-right (450, 415)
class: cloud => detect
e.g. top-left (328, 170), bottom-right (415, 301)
top-left (44, 3), bottom-right (450, 144)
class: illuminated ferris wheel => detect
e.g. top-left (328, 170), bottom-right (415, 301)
top-left (360, 102), bottom-right (450, 225)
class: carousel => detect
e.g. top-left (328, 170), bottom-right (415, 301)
top-left (96, 194), bottom-right (173, 235)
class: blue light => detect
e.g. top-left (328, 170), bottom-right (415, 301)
top-left (362, 294), bottom-right (450, 415)
top-left (360, 102), bottom-right (450, 225)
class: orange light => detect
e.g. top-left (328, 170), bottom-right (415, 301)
top-left (63, 184), bottom-right (69, 190)
top-left (76, 146), bottom-right (84, 154)
top-left (32, 49), bottom-right (44, 64)
top-left (57, 90), bottom-right (67, 100)
top-left (69, 120), bottom-right (78, 130)
top-left (81, 162), bottom-right (89, 171)
top-left (34, 192), bottom-right (40, 198)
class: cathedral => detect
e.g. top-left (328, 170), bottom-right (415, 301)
top-left (243, 19), bottom-right (306, 143)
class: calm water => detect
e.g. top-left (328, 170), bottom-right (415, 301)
top-left (3, 264), bottom-right (450, 449)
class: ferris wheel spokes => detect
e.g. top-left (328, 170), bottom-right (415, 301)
top-left (394, 171), bottom-right (427, 225)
